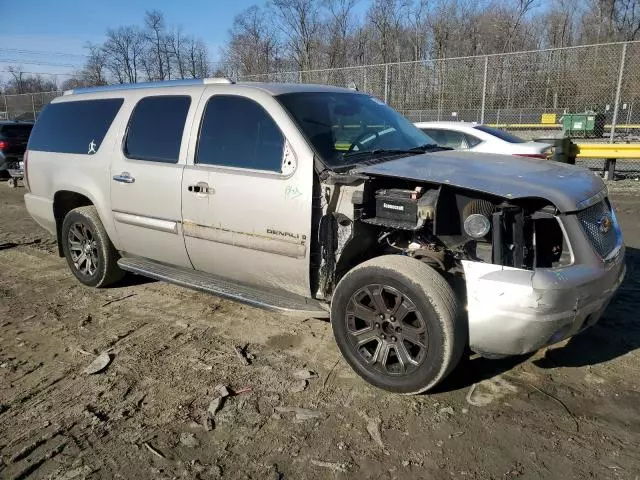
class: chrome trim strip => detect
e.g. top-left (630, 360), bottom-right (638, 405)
top-left (182, 221), bottom-right (306, 258)
top-left (113, 211), bottom-right (178, 234)
top-left (604, 204), bottom-right (624, 263)
top-left (554, 216), bottom-right (576, 267)
top-left (575, 187), bottom-right (608, 211)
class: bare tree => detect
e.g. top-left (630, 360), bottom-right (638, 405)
top-left (501, 0), bottom-right (537, 52)
top-left (405, 0), bottom-right (429, 61)
top-left (367, 0), bottom-right (409, 64)
top-left (270, 0), bottom-right (322, 71)
top-left (166, 28), bottom-right (187, 79)
top-left (84, 44), bottom-right (109, 85)
top-left (103, 26), bottom-right (144, 83)
top-left (324, 0), bottom-right (359, 68)
top-left (145, 10), bottom-right (167, 80)
top-left (6, 66), bottom-right (26, 94)
top-left (185, 37), bottom-right (210, 79)
top-left (224, 6), bottom-right (281, 76)
top-left (4, 66), bottom-right (57, 94)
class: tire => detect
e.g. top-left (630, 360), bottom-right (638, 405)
top-left (61, 206), bottom-right (124, 288)
top-left (330, 255), bottom-right (465, 394)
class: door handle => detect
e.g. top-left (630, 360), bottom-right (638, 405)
top-left (187, 182), bottom-right (214, 195)
top-left (113, 172), bottom-right (135, 184)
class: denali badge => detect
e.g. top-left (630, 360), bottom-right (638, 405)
top-left (598, 214), bottom-right (612, 234)
top-left (383, 203), bottom-right (404, 211)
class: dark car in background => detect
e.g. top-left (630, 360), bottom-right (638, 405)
top-left (0, 121), bottom-right (33, 181)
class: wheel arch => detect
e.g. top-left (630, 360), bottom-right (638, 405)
top-left (53, 190), bottom-right (94, 257)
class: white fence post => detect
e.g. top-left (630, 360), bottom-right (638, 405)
top-left (480, 55), bottom-right (488, 124)
top-left (610, 42), bottom-right (628, 143)
top-left (363, 65), bottom-right (367, 92)
top-left (384, 64), bottom-right (389, 103)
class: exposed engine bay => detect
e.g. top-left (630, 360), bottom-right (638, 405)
top-left (312, 172), bottom-right (571, 300)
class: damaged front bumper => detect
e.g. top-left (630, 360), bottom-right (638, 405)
top-left (461, 245), bottom-right (626, 356)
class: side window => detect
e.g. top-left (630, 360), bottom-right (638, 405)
top-left (124, 96), bottom-right (191, 163)
top-left (28, 99), bottom-right (123, 154)
top-left (422, 129), bottom-right (465, 149)
top-left (464, 133), bottom-right (482, 148)
top-left (421, 129), bottom-right (443, 144)
top-left (196, 95), bottom-right (284, 172)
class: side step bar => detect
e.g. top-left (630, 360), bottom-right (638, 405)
top-left (117, 257), bottom-right (329, 318)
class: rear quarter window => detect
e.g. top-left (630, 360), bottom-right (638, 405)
top-left (124, 95), bottom-right (191, 163)
top-left (473, 125), bottom-right (525, 143)
top-left (464, 133), bottom-right (482, 148)
top-left (28, 98), bottom-right (124, 154)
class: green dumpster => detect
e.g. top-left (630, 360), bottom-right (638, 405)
top-left (560, 111), bottom-right (606, 138)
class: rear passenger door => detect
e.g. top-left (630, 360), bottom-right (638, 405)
top-left (181, 91), bottom-right (314, 298)
top-left (110, 93), bottom-right (199, 268)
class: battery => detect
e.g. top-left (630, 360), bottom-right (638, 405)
top-left (375, 189), bottom-right (419, 223)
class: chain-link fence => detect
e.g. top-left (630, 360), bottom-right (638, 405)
top-left (242, 41), bottom-right (640, 173)
top-left (3, 41), bottom-right (640, 173)
top-left (0, 91), bottom-right (61, 121)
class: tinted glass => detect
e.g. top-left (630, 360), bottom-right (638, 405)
top-left (464, 133), bottom-right (482, 148)
top-left (1, 124), bottom-right (33, 139)
top-left (474, 125), bottom-right (525, 143)
top-left (278, 92), bottom-right (434, 168)
top-left (197, 95), bottom-right (284, 171)
top-left (421, 129), bottom-right (466, 149)
top-left (125, 96), bottom-right (191, 163)
top-left (28, 99), bottom-right (123, 154)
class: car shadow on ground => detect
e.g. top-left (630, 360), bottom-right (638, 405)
top-left (436, 246), bottom-right (640, 393)
top-left (113, 272), bottom-right (157, 288)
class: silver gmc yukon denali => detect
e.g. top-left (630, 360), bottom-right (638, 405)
top-left (23, 78), bottom-right (625, 394)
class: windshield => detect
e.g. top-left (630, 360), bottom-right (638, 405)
top-left (1, 124), bottom-right (33, 139)
top-left (277, 92), bottom-right (436, 167)
top-left (473, 125), bottom-right (525, 143)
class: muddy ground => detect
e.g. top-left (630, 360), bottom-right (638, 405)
top-left (0, 181), bottom-right (639, 480)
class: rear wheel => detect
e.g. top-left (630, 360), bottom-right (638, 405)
top-left (330, 255), bottom-right (465, 394)
top-left (61, 206), bottom-right (123, 287)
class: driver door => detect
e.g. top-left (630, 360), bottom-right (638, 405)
top-left (181, 90), bottom-right (315, 297)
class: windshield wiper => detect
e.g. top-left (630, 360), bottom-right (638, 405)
top-left (407, 143), bottom-right (453, 153)
top-left (342, 144), bottom-right (450, 161)
top-left (342, 148), bottom-right (418, 160)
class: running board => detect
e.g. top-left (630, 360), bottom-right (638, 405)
top-left (117, 257), bottom-right (329, 318)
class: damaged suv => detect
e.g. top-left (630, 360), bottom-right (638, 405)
top-left (24, 79), bottom-right (625, 394)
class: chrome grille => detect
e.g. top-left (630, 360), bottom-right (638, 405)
top-left (576, 200), bottom-right (619, 259)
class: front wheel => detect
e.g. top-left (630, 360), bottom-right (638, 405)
top-left (61, 206), bottom-right (124, 287)
top-left (330, 255), bottom-right (465, 394)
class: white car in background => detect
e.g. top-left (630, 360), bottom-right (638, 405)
top-left (415, 121), bottom-right (552, 159)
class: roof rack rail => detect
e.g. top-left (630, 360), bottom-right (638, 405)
top-left (64, 77), bottom-right (234, 95)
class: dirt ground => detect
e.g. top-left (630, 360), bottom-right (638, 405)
top-left (0, 181), bottom-right (639, 480)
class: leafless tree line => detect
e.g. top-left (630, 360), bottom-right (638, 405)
top-left (67, 10), bottom-right (211, 88)
top-left (3, 10), bottom-right (212, 94)
top-left (3, 0), bottom-right (640, 95)
top-left (223, 0), bottom-right (640, 76)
